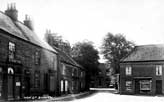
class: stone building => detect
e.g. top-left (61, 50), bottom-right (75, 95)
top-left (52, 45), bottom-right (86, 96)
top-left (0, 4), bottom-right (58, 100)
top-left (120, 44), bottom-right (164, 95)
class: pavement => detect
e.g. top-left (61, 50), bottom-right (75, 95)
top-left (7, 88), bottom-right (164, 102)
top-left (49, 91), bottom-right (91, 101)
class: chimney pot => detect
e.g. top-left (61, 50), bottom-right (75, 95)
top-left (5, 3), bottom-right (18, 21)
top-left (24, 15), bottom-right (34, 31)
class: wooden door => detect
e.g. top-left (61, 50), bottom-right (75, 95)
top-left (15, 76), bottom-right (21, 99)
top-left (156, 80), bottom-right (162, 94)
top-left (8, 75), bottom-right (14, 99)
top-left (135, 80), bottom-right (140, 94)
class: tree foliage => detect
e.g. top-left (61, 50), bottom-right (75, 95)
top-left (45, 31), bottom-right (71, 55)
top-left (71, 41), bottom-right (100, 89)
top-left (101, 32), bottom-right (135, 73)
top-left (71, 41), bottom-right (99, 72)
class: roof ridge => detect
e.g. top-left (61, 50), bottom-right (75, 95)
top-left (135, 44), bottom-right (164, 47)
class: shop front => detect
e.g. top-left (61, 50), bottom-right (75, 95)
top-left (134, 77), bottom-right (152, 95)
top-left (0, 59), bottom-right (24, 100)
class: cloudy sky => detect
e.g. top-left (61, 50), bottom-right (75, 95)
top-left (1, 0), bottom-right (164, 61)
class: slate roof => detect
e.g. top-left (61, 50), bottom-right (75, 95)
top-left (54, 47), bottom-right (83, 69)
top-left (121, 44), bottom-right (164, 62)
top-left (0, 11), bottom-right (57, 53)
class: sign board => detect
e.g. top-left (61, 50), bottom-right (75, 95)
top-left (16, 82), bottom-right (21, 86)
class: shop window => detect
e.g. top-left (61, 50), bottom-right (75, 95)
top-left (8, 42), bottom-right (15, 60)
top-left (156, 65), bottom-right (162, 76)
top-left (140, 80), bottom-right (151, 91)
top-left (125, 66), bottom-right (132, 75)
top-left (34, 71), bottom-right (40, 88)
top-left (125, 81), bottom-right (132, 91)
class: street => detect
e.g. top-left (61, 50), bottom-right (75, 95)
top-left (53, 88), bottom-right (164, 102)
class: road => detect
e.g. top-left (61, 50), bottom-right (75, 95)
top-left (54, 88), bottom-right (164, 102)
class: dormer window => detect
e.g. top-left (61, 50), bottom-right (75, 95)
top-left (126, 66), bottom-right (132, 75)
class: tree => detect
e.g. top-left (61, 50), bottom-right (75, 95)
top-left (44, 30), bottom-right (71, 55)
top-left (71, 41), bottom-right (100, 89)
top-left (101, 32), bottom-right (135, 74)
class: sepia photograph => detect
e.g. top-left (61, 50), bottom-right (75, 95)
top-left (0, 0), bottom-right (164, 102)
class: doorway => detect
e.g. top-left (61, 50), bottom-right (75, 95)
top-left (156, 80), bottom-right (162, 94)
top-left (8, 75), bottom-right (14, 99)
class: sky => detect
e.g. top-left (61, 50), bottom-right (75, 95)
top-left (1, 0), bottom-right (164, 62)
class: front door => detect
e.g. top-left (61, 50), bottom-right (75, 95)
top-left (15, 76), bottom-right (21, 99)
top-left (8, 75), bottom-right (14, 99)
top-left (135, 80), bottom-right (140, 94)
top-left (156, 80), bottom-right (162, 94)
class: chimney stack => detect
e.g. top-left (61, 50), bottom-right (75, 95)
top-left (5, 3), bottom-right (18, 21)
top-left (24, 15), bottom-right (34, 31)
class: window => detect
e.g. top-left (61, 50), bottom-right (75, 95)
top-left (140, 80), bottom-right (151, 90)
top-left (62, 64), bottom-right (66, 75)
top-left (72, 69), bottom-right (74, 76)
top-left (34, 71), bottom-right (40, 88)
top-left (125, 81), bottom-right (132, 91)
top-left (61, 80), bottom-right (64, 92)
top-left (72, 81), bottom-right (74, 90)
top-left (126, 66), bottom-right (132, 75)
top-left (8, 42), bottom-right (15, 60)
top-left (35, 51), bottom-right (40, 65)
top-left (65, 80), bottom-right (68, 92)
top-left (156, 65), bottom-right (162, 76)
top-left (72, 69), bottom-right (77, 76)
top-left (53, 55), bottom-right (57, 70)
top-left (81, 71), bottom-right (83, 77)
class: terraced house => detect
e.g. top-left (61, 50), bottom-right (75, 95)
top-left (120, 44), bottom-right (164, 95)
top-left (45, 35), bottom-right (86, 96)
top-left (0, 4), bottom-right (59, 100)
top-left (0, 4), bottom-right (86, 100)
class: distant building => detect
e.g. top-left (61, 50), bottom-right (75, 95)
top-left (120, 44), bottom-right (164, 95)
top-left (90, 63), bottom-right (110, 88)
top-left (54, 48), bottom-right (86, 96)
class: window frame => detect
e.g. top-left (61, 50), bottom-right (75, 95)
top-left (156, 65), bottom-right (162, 76)
top-left (34, 71), bottom-right (40, 88)
top-left (125, 81), bottom-right (132, 91)
top-left (62, 63), bottom-right (66, 75)
top-left (125, 66), bottom-right (132, 76)
top-left (140, 80), bottom-right (151, 91)
top-left (8, 42), bottom-right (16, 60)
top-left (35, 51), bottom-right (40, 65)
